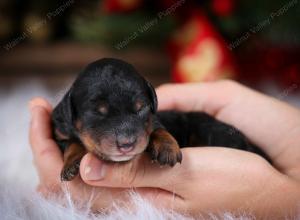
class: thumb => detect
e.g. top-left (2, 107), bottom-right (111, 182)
top-left (79, 152), bottom-right (186, 189)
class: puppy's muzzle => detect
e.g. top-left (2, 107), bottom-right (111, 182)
top-left (116, 135), bottom-right (137, 153)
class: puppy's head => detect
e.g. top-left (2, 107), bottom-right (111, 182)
top-left (67, 58), bottom-right (157, 162)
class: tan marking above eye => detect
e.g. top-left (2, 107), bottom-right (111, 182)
top-left (80, 132), bottom-right (96, 152)
top-left (135, 100), bottom-right (144, 111)
top-left (98, 103), bottom-right (108, 114)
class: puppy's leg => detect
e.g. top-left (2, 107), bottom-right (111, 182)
top-left (148, 128), bottom-right (182, 166)
top-left (61, 143), bottom-right (87, 181)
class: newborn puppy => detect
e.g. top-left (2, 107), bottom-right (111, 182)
top-left (52, 58), bottom-right (266, 181)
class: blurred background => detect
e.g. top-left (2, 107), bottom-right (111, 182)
top-left (1, 0), bottom-right (300, 95)
top-left (1, 0), bottom-right (300, 89)
top-left (0, 0), bottom-right (299, 186)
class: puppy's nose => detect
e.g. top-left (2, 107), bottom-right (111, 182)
top-left (117, 137), bottom-right (137, 153)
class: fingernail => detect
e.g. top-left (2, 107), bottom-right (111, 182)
top-left (84, 158), bottom-right (106, 181)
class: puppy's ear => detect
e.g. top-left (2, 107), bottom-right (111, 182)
top-left (146, 81), bottom-right (158, 113)
top-left (52, 89), bottom-right (75, 137)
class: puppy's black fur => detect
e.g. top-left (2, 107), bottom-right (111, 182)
top-left (52, 58), bottom-right (267, 181)
top-left (157, 111), bottom-right (267, 156)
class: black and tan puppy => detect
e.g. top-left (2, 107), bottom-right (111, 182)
top-left (52, 58), bottom-right (266, 181)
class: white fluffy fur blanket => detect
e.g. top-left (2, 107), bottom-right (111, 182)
top-left (1, 80), bottom-right (298, 220)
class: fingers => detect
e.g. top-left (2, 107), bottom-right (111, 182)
top-left (29, 98), bottom-right (63, 187)
top-left (156, 81), bottom-right (300, 173)
top-left (79, 152), bottom-right (186, 189)
top-left (79, 147), bottom-right (277, 198)
top-left (156, 81), bottom-right (239, 115)
top-left (66, 179), bottom-right (185, 213)
top-left (79, 152), bottom-right (187, 210)
top-left (29, 97), bottom-right (52, 113)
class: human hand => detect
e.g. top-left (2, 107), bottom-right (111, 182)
top-left (78, 80), bottom-right (300, 218)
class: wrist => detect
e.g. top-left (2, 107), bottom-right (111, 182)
top-left (253, 175), bottom-right (300, 219)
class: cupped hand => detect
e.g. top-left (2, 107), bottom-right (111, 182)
top-left (78, 80), bottom-right (300, 218)
top-left (29, 80), bottom-right (300, 219)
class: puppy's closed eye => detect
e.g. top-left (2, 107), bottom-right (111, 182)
top-left (135, 99), bottom-right (145, 112)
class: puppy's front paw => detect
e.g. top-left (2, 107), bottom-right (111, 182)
top-left (148, 128), bottom-right (182, 166)
top-left (60, 160), bottom-right (80, 181)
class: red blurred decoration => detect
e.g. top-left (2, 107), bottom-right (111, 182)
top-left (211, 0), bottom-right (235, 16)
top-left (236, 43), bottom-right (300, 87)
top-left (167, 12), bottom-right (235, 82)
top-left (102, 0), bottom-right (142, 13)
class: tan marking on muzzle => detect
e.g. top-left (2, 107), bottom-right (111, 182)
top-left (79, 132), bottom-right (97, 153)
